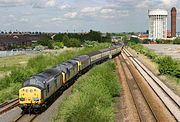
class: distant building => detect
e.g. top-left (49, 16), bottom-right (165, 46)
top-left (0, 34), bottom-right (44, 50)
top-left (148, 9), bottom-right (168, 40)
top-left (171, 7), bottom-right (177, 37)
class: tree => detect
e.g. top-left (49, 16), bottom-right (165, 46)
top-left (88, 30), bottom-right (101, 42)
top-left (130, 37), bottom-right (140, 43)
top-left (54, 33), bottom-right (64, 41)
top-left (37, 36), bottom-right (53, 49)
top-left (68, 38), bottom-right (81, 47)
top-left (62, 35), bottom-right (70, 46)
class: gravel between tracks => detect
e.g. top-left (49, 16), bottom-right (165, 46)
top-left (114, 57), bottom-right (139, 122)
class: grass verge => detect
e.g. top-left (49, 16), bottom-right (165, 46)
top-left (0, 43), bottom-right (110, 103)
top-left (53, 60), bottom-right (120, 122)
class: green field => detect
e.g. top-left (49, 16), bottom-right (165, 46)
top-left (0, 54), bottom-right (36, 79)
top-left (53, 60), bottom-right (120, 122)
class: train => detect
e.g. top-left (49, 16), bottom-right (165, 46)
top-left (19, 45), bottom-right (123, 113)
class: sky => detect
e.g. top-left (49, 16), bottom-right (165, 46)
top-left (0, 0), bottom-right (180, 33)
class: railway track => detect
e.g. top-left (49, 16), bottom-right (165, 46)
top-left (115, 48), bottom-right (180, 121)
top-left (14, 114), bottom-right (38, 122)
top-left (0, 98), bottom-right (19, 115)
top-left (118, 55), bottom-right (156, 121)
top-left (123, 48), bottom-right (180, 121)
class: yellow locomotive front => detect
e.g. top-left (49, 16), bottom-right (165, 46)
top-left (19, 76), bottom-right (46, 113)
top-left (19, 86), bottom-right (41, 104)
top-left (19, 86), bottom-right (42, 113)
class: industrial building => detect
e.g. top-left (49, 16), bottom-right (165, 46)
top-left (148, 9), bottom-right (168, 40)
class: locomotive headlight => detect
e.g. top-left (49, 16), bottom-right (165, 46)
top-left (19, 98), bottom-right (25, 101)
top-left (33, 97), bottom-right (39, 101)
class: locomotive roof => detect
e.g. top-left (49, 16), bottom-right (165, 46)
top-left (99, 48), bottom-right (111, 52)
top-left (86, 50), bottom-right (101, 56)
top-left (22, 67), bottom-right (61, 89)
top-left (39, 68), bottom-right (60, 77)
top-left (61, 62), bottom-right (72, 68)
top-left (66, 60), bottom-right (77, 66)
top-left (73, 55), bottom-right (89, 60)
top-left (54, 63), bottom-right (68, 73)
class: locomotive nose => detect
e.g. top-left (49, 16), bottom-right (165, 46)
top-left (19, 87), bottom-right (41, 104)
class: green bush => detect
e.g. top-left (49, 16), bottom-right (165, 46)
top-left (53, 42), bottom-right (64, 49)
top-left (67, 38), bottom-right (81, 47)
top-left (37, 36), bottom-right (53, 48)
top-left (53, 61), bottom-right (120, 122)
top-left (173, 37), bottom-right (180, 44)
top-left (84, 41), bottom-right (99, 47)
top-left (159, 56), bottom-right (177, 75)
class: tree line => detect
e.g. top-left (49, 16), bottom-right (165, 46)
top-left (37, 30), bottom-right (112, 49)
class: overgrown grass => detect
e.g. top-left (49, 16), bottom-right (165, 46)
top-left (0, 54), bottom-right (35, 80)
top-left (53, 61), bottom-right (120, 122)
top-left (129, 42), bottom-right (180, 83)
top-left (0, 43), bottom-right (110, 103)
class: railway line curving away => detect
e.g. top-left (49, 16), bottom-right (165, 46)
top-left (115, 48), bottom-right (180, 121)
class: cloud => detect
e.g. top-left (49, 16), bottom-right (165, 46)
top-left (100, 8), bottom-right (114, 14)
top-left (8, 14), bottom-right (17, 21)
top-left (135, 0), bottom-right (179, 9)
top-left (160, 0), bottom-right (177, 7)
top-left (0, 0), bottom-right (30, 7)
top-left (136, 0), bottom-right (151, 8)
top-left (81, 7), bottom-right (101, 13)
top-left (101, 15), bottom-right (115, 19)
top-left (64, 12), bottom-right (78, 18)
top-left (33, 0), bottom-right (57, 8)
top-left (117, 10), bottom-right (129, 16)
top-left (58, 4), bottom-right (71, 10)
top-left (50, 17), bottom-right (66, 22)
top-left (19, 18), bottom-right (29, 22)
top-left (44, 0), bottom-right (55, 7)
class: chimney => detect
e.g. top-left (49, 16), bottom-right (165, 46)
top-left (171, 7), bottom-right (177, 37)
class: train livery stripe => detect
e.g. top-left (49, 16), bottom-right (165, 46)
top-left (76, 61), bottom-right (81, 71)
top-left (62, 72), bottom-right (66, 84)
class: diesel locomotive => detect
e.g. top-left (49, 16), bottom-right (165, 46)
top-left (19, 45), bottom-right (123, 113)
